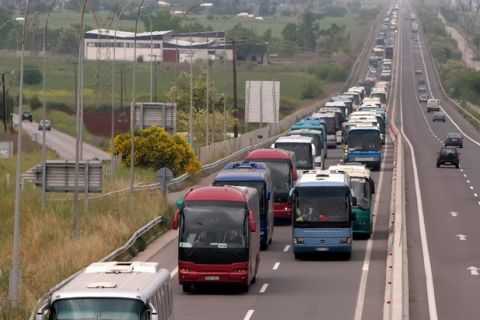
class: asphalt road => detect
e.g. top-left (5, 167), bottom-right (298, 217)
top-left (399, 2), bottom-right (480, 319)
top-left (13, 114), bottom-right (110, 160)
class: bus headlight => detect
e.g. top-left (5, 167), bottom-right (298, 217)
top-left (339, 237), bottom-right (352, 244)
top-left (293, 237), bottom-right (304, 244)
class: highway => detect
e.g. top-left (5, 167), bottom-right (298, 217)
top-left (398, 2), bottom-right (480, 319)
top-left (143, 12), bottom-right (398, 320)
top-left (13, 114), bottom-right (110, 160)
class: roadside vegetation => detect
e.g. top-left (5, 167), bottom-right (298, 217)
top-left (416, 2), bottom-right (480, 129)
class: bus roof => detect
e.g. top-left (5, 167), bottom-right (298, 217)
top-left (312, 112), bottom-right (336, 118)
top-left (185, 185), bottom-right (249, 202)
top-left (215, 167), bottom-right (270, 182)
top-left (50, 262), bottom-right (170, 304)
top-left (223, 161), bottom-right (269, 171)
top-left (275, 135), bottom-right (314, 144)
top-left (296, 170), bottom-right (349, 188)
top-left (347, 126), bottom-right (380, 132)
top-left (328, 164), bottom-right (371, 180)
top-left (246, 148), bottom-right (294, 161)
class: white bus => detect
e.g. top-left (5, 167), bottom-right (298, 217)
top-left (36, 261), bottom-right (173, 320)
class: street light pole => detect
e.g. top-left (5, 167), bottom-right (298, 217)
top-left (232, 40), bottom-right (238, 138)
top-left (9, 0), bottom-right (30, 306)
top-left (130, 0), bottom-right (146, 193)
top-left (41, 0), bottom-right (57, 211)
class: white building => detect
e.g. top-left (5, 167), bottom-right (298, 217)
top-left (84, 29), bottom-right (233, 63)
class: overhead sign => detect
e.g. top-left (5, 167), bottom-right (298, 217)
top-left (134, 102), bottom-right (177, 134)
top-left (30, 160), bottom-right (103, 193)
top-left (245, 81), bottom-right (280, 124)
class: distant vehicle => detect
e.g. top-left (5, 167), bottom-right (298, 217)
top-left (419, 94), bottom-right (428, 103)
top-left (35, 261), bottom-right (173, 320)
top-left (417, 79), bottom-right (426, 92)
top-left (432, 111), bottom-right (446, 122)
top-left (436, 146), bottom-right (460, 168)
top-left (291, 117), bottom-right (328, 159)
top-left (286, 129), bottom-right (325, 167)
top-left (273, 135), bottom-right (316, 172)
top-left (426, 98), bottom-right (440, 112)
top-left (385, 46), bottom-right (394, 59)
top-left (245, 148), bottom-right (298, 222)
top-left (21, 111), bottom-right (33, 122)
top-left (172, 185), bottom-right (260, 292)
top-left (291, 170), bottom-right (356, 259)
top-left (38, 119), bottom-right (51, 131)
top-left (444, 132), bottom-right (463, 148)
top-left (415, 68), bottom-right (423, 75)
top-left (344, 126), bottom-right (382, 171)
top-left (213, 162), bottom-right (274, 250)
top-left (310, 112), bottom-right (338, 148)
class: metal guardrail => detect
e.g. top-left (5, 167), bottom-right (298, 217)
top-left (30, 216), bottom-right (164, 320)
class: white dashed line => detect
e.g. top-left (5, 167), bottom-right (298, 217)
top-left (259, 283), bottom-right (269, 293)
top-left (283, 245), bottom-right (290, 252)
top-left (470, 186), bottom-right (474, 190)
top-left (467, 180), bottom-right (471, 184)
top-left (464, 174), bottom-right (467, 177)
top-left (460, 169), bottom-right (464, 172)
top-left (474, 193), bottom-right (478, 198)
top-left (272, 262), bottom-right (280, 270)
top-left (243, 310), bottom-right (255, 320)
top-left (478, 201), bottom-right (480, 206)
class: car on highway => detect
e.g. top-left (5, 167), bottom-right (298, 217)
top-left (417, 79), bottom-right (426, 92)
top-left (419, 94), bottom-right (428, 103)
top-left (38, 119), bottom-right (52, 131)
top-left (432, 111), bottom-right (446, 122)
top-left (444, 132), bottom-right (463, 148)
top-left (436, 146), bottom-right (460, 168)
top-left (415, 68), bottom-right (423, 75)
top-left (21, 111), bottom-right (33, 122)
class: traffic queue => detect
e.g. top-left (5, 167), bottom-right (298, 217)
top-left (171, 22), bottom-right (394, 292)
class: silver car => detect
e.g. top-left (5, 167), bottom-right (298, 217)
top-left (38, 120), bottom-right (52, 131)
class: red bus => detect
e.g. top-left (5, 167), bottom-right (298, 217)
top-left (245, 148), bottom-right (297, 222)
top-left (172, 186), bottom-right (260, 292)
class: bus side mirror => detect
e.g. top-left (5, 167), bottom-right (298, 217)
top-left (288, 188), bottom-right (294, 204)
top-left (248, 211), bottom-right (256, 232)
top-left (148, 302), bottom-right (158, 320)
top-left (351, 196), bottom-right (357, 206)
top-left (172, 209), bottom-right (181, 230)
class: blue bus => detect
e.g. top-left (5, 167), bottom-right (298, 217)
top-left (291, 170), bottom-right (356, 259)
top-left (291, 117), bottom-right (328, 159)
top-left (213, 162), bottom-right (274, 250)
top-left (344, 126), bottom-right (382, 171)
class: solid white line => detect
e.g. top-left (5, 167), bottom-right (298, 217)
top-left (272, 262), bottom-right (280, 270)
top-left (243, 310), bottom-right (255, 320)
top-left (400, 65), bottom-right (439, 320)
top-left (170, 267), bottom-right (178, 279)
top-left (259, 283), bottom-right (269, 293)
top-left (283, 245), bottom-right (290, 252)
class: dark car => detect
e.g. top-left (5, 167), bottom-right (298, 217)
top-left (38, 120), bottom-right (52, 131)
top-left (444, 132), bottom-right (463, 148)
top-left (417, 79), bottom-right (426, 92)
top-left (432, 111), bottom-right (446, 122)
top-left (437, 146), bottom-right (460, 168)
top-left (21, 111), bottom-right (33, 122)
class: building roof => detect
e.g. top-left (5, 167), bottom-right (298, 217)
top-left (175, 31), bottom-right (226, 38)
top-left (85, 28), bottom-right (174, 40)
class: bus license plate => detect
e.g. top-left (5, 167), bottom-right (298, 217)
top-left (205, 276), bottom-right (219, 281)
top-left (315, 247), bottom-right (329, 252)
top-left (361, 157), bottom-right (375, 161)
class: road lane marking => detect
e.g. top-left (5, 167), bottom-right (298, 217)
top-left (470, 186), bottom-right (474, 190)
top-left (467, 180), bottom-right (470, 183)
top-left (283, 245), bottom-right (290, 252)
top-left (362, 263), bottom-right (369, 271)
top-left (467, 266), bottom-right (479, 276)
top-left (170, 267), bottom-right (178, 279)
top-left (243, 310), bottom-right (254, 320)
top-left (272, 262), bottom-right (280, 270)
top-left (460, 169), bottom-right (464, 172)
top-left (450, 211), bottom-right (459, 217)
top-left (259, 283), bottom-right (269, 293)
top-left (464, 174), bottom-right (467, 177)
top-left (474, 193), bottom-right (478, 197)
top-left (456, 234), bottom-right (467, 241)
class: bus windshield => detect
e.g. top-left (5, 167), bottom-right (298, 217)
top-left (52, 298), bottom-right (146, 320)
top-left (347, 130), bottom-right (381, 151)
top-left (275, 143), bottom-right (312, 170)
top-left (294, 187), bottom-right (349, 227)
top-left (350, 178), bottom-right (370, 210)
top-left (180, 201), bottom-right (248, 249)
top-left (213, 181), bottom-right (265, 216)
top-left (258, 160), bottom-right (291, 202)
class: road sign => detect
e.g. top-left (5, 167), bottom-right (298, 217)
top-left (134, 102), bottom-right (177, 134)
top-left (156, 167), bottom-right (173, 196)
top-left (245, 81), bottom-right (280, 125)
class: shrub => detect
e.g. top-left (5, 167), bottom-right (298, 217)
top-left (30, 95), bottom-right (42, 110)
top-left (24, 67), bottom-right (43, 85)
top-left (310, 63), bottom-right (348, 82)
top-left (113, 126), bottom-right (202, 176)
top-left (301, 78), bottom-right (324, 99)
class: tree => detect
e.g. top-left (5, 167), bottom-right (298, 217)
top-left (56, 28), bottom-right (79, 56)
top-left (147, 11), bottom-right (180, 32)
top-left (24, 66), bottom-right (43, 85)
top-left (113, 126), bottom-right (201, 176)
top-left (297, 11), bottom-right (316, 51)
top-left (282, 23), bottom-right (298, 43)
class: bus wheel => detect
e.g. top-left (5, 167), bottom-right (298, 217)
top-left (241, 284), bottom-right (250, 293)
top-left (251, 275), bottom-right (257, 284)
top-left (294, 253), bottom-right (304, 260)
top-left (342, 252), bottom-right (352, 260)
top-left (182, 284), bottom-right (192, 293)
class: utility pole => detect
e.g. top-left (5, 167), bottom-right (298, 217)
top-left (232, 41), bottom-right (238, 138)
top-left (1, 72), bottom-right (6, 132)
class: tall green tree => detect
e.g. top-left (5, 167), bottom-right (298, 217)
top-left (282, 23), bottom-right (298, 43)
top-left (297, 11), bottom-right (316, 51)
